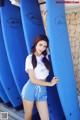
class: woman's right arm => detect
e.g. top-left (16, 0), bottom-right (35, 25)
top-left (27, 69), bottom-right (59, 87)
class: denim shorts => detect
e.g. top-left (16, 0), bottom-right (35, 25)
top-left (21, 80), bottom-right (47, 101)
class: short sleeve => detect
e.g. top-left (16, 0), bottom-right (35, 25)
top-left (46, 48), bottom-right (50, 55)
top-left (25, 55), bottom-right (33, 73)
top-left (46, 48), bottom-right (50, 60)
top-left (46, 55), bottom-right (49, 60)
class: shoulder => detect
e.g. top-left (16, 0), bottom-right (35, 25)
top-left (25, 54), bottom-right (33, 72)
top-left (26, 54), bottom-right (32, 59)
top-left (25, 54), bottom-right (33, 63)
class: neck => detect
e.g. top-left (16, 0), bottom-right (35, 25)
top-left (34, 51), bottom-right (41, 56)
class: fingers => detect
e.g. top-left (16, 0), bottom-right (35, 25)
top-left (52, 78), bottom-right (59, 83)
top-left (50, 76), bottom-right (59, 86)
top-left (54, 79), bottom-right (59, 83)
top-left (55, 79), bottom-right (59, 83)
top-left (53, 77), bottom-right (59, 83)
top-left (53, 77), bottom-right (58, 79)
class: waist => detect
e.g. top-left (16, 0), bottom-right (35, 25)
top-left (27, 80), bottom-right (46, 89)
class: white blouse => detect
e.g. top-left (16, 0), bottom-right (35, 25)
top-left (25, 54), bottom-right (49, 80)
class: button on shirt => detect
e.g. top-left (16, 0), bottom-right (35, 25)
top-left (25, 54), bottom-right (49, 80)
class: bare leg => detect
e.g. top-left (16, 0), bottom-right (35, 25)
top-left (22, 98), bottom-right (34, 120)
top-left (36, 101), bottom-right (49, 120)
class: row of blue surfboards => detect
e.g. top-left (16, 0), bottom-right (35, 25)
top-left (0, 0), bottom-right (80, 120)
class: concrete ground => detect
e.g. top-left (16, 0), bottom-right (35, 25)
top-left (0, 96), bottom-right (80, 120)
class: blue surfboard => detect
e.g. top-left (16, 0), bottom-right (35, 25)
top-left (20, 0), bottom-right (65, 119)
top-left (20, 0), bottom-right (45, 53)
top-left (0, 0), bottom-right (28, 93)
top-left (0, 81), bottom-right (9, 104)
top-left (0, 18), bottom-right (22, 108)
top-left (46, 0), bottom-right (80, 120)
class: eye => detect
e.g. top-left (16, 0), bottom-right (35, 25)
top-left (39, 43), bottom-right (42, 46)
top-left (44, 46), bottom-right (47, 48)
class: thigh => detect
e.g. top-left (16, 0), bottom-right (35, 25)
top-left (22, 98), bottom-right (34, 118)
top-left (36, 101), bottom-right (49, 120)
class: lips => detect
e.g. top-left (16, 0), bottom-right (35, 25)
top-left (39, 50), bottom-right (42, 53)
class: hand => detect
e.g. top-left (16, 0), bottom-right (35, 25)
top-left (50, 77), bottom-right (59, 86)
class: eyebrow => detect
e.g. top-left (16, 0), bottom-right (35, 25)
top-left (39, 43), bottom-right (47, 47)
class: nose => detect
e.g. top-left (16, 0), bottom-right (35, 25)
top-left (40, 47), bottom-right (44, 51)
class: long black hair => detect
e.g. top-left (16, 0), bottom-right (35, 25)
top-left (31, 35), bottom-right (51, 70)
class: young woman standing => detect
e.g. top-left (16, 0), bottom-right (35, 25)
top-left (21, 11), bottom-right (59, 120)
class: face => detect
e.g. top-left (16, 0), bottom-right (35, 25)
top-left (35, 40), bottom-right (47, 55)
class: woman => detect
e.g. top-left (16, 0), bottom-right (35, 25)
top-left (21, 12), bottom-right (59, 120)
